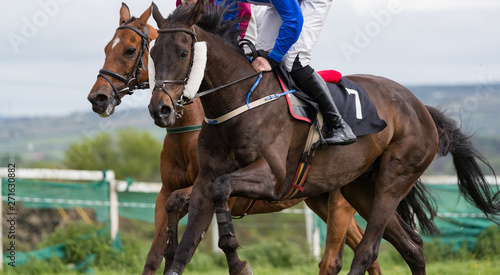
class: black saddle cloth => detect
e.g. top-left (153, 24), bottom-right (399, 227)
top-left (289, 77), bottom-right (387, 137)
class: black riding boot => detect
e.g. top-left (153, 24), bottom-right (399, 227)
top-left (298, 71), bottom-right (357, 145)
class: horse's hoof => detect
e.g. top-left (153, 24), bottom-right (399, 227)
top-left (166, 269), bottom-right (181, 275)
top-left (236, 262), bottom-right (252, 275)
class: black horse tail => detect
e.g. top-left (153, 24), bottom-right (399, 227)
top-left (426, 105), bottom-right (500, 220)
top-left (396, 179), bottom-right (440, 235)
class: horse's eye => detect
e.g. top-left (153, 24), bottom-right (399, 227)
top-left (180, 50), bottom-right (189, 61)
top-left (125, 48), bottom-right (136, 56)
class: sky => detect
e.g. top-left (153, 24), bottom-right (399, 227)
top-left (1, 0), bottom-right (500, 118)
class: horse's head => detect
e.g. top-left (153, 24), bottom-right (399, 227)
top-left (88, 3), bottom-right (158, 117)
top-left (148, 2), bottom-right (205, 127)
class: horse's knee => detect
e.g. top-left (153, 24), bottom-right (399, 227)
top-left (165, 190), bottom-right (190, 213)
top-left (211, 175), bottom-right (232, 202)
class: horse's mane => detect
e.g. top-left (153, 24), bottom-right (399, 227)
top-left (166, 2), bottom-right (245, 53)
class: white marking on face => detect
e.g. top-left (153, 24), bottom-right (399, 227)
top-left (112, 38), bottom-right (120, 49)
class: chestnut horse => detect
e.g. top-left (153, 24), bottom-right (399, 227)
top-left (149, 2), bottom-right (500, 275)
top-left (88, 3), bottom-right (391, 275)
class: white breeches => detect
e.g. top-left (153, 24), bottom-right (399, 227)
top-left (253, 0), bottom-right (333, 71)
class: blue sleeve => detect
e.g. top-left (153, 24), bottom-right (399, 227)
top-left (215, 0), bottom-right (303, 64)
top-left (215, 0), bottom-right (239, 22)
top-left (268, 0), bottom-right (303, 63)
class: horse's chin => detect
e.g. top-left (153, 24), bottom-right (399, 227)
top-left (150, 112), bottom-right (176, 128)
top-left (94, 100), bottom-right (118, 117)
top-left (99, 104), bottom-right (116, 117)
top-left (153, 117), bottom-right (175, 128)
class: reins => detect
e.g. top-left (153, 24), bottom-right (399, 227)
top-left (98, 23), bottom-right (151, 104)
top-left (194, 71), bottom-right (263, 99)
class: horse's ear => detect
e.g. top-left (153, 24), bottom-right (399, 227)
top-left (119, 2), bottom-right (131, 25)
top-left (152, 2), bottom-right (165, 28)
top-left (137, 5), bottom-right (152, 28)
top-left (188, 0), bottom-right (203, 26)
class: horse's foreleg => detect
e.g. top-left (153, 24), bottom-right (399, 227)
top-left (167, 182), bottom-right (214, 275)
top-left (211, 158), bottom-right (281, 275)
top-left (143, 187), bottom-right (170, 275)
top-left (327, 189), bottom-right (384, 275)
top-left (345, 218), bottom-right (382, 275)
top-left (306, 191), bottom-right (382, 275)
top-left (163, 187), bottom-right (192, 272)
top-left (306, 191), bottom-right (351, 275)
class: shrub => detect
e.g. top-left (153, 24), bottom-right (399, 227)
top-left (423, 239), bottom-right (472, 262)
top-left (2, 256), bottom-right (71, 275)
top-left (239, 240), bottom-right (314, 268)
top-left (39, 222), bottom-right (104, 248)
top-left (474, 225), bottom-right (500, 260)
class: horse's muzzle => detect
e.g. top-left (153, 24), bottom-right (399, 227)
top-left (89, 90), bottom-right (118, 117)
top-left (148, 103), bottom-right (175, 127)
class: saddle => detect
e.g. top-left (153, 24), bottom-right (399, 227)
top-left (277, 70), bottom-right (387, 200)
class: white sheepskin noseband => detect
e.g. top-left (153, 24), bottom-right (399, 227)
top-left (183, 41), bottom-right (207, 99)
top-left (148, 39), bottom-right (156, 94)
top-left (147, 39), bottom-right (207, 100)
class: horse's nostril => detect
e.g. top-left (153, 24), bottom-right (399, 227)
top-left (160, 105), bottom-right (171, 116)
top-left (95, 94), bottom-right (109, 103)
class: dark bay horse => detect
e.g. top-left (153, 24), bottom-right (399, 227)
top-left (87, 4), bottom-right (388, 275)
top-left (149, 2), bottom-right (500, 275)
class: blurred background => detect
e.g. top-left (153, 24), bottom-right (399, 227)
top-left (1, 0), bottom-right (500, 274)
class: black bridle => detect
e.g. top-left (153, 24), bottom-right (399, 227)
top-left (152, 27), bottom-right (264, 109)
top-left (152, 27), bottom-right (199, 115)
top-left (98, 23), bottom-right (150, 105)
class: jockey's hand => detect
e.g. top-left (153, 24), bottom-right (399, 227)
top-left (251, 57), bottom-right (272, 72)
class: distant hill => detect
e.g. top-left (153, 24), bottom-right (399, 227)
top-left (407, 83), bottom-right (500, 136)
top-left (0, 107), bottom-right (164, 163)
top-left (1, 83), bottom-right (499, 174)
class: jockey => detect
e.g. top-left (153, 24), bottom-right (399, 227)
top-left (216, 0), bottom-right (356, 145)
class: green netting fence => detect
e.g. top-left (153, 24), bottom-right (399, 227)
top-left (1, 178), bottom-right (111, 224)
top-left (0, 171), bottom-right (165, 270)
top-left (314, 182), bottom-right (499, 251)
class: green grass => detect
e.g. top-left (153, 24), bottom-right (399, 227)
top-left (3, 221), bottom-right (500, 275)
top-left (4, 241), bottom-right (500, 275)
top-left (79, 258), bottom-right (500, 275)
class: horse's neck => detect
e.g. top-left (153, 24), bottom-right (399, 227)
top-left (200, 32), bottom-right (281, 118)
